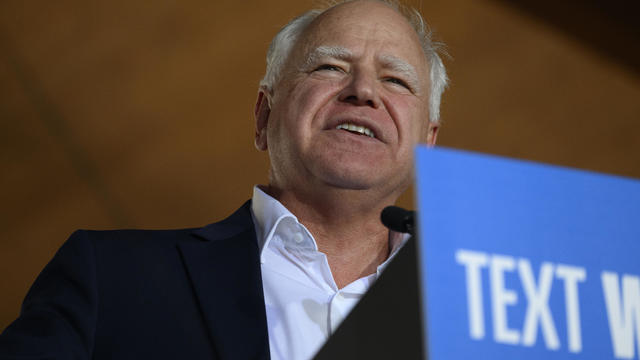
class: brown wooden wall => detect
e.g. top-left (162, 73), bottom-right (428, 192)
top-left (1, 0), bottom-right (638, 330)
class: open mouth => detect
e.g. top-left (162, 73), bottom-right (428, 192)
top-left (335, 123), bottom-right (376, 138)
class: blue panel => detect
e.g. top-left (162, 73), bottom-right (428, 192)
top-left (415, 146), bottom-right (640, 360)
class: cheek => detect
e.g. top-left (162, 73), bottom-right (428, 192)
top-left (385, 96), bottom-right (429, 143)
top-left (268, 81), bottom-right (341, 150)
top-left (284, 80), bottom-right (342, 129)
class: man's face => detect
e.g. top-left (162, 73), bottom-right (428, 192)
top-left (256, 1), bottom-right (437, 199)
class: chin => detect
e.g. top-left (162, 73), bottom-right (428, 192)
top-left (323, 176), bottom-right (375, 191)
top-left (307, 151), bottom-right (412, 194)
top-left (315, 165), bottom-right (403, 194)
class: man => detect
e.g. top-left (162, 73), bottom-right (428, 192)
top-left (0, 1), bottom-right (447, 359)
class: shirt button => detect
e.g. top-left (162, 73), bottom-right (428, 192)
top-left (293, 232), bottom-right (304, 244)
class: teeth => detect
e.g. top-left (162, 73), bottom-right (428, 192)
top-left (335, 123), bottom-right (376, 138)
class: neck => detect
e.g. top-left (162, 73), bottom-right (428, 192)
top-left (264, 184), bottom-right (401, 288)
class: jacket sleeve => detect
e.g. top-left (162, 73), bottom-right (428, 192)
top-left (0, 230), bottom-right (98, 360)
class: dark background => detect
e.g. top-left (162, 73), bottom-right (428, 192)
top-left (1, 0), bottom-right (638, 330)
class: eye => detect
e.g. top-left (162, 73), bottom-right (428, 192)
top-left (384, 77), bottom-right (411, 90)
top-left (314, 64), bottom-right (344, 72)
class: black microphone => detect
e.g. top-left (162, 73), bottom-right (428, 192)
top-left (380, 206), bottom-right (415, 235)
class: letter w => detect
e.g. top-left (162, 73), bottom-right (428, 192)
top-left (602, 271), bottom-right (640, 359)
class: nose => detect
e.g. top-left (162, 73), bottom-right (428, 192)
top-left (338, 70), bottom-right (381, 108)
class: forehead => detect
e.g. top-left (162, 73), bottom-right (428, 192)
top-left (295, 1), bottom-right (427, 69)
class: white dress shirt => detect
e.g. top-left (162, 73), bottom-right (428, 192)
top-left (250, 186), bottom-right (407, 360)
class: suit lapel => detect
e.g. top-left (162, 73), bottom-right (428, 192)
top-left (178, 202), bottom-right (270, 360)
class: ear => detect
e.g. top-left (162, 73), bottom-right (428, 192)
top-left (426, 122), bottom-right (439, 146)
top-left (254, 88), bottom-right (271, 151)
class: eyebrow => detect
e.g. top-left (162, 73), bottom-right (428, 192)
top-left (303, 46), bottom-right (353, 69)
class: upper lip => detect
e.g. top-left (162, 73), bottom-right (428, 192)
top-left (325, 115), bottom-right (384, 142)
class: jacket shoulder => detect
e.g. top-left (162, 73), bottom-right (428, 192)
top-left (75, 199), bottom-right (254, 250)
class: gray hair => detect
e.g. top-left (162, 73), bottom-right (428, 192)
top-left (259, 0), bottom-right (449, 123)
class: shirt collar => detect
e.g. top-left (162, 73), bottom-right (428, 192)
top-left (377, 230), bottom-right (409, 276)
top-left (250, 185), bottom-right (409, 268)
top-left (250, 186), bottom-right (301, 258)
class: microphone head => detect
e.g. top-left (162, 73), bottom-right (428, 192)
top-left (381, 206), bottom-right (415, 235)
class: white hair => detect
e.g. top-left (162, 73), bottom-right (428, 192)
top-left (259, 0), bottom-right (449, 123)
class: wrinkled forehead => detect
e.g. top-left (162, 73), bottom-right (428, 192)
top-left (294, 1), bottom-right (427, 68)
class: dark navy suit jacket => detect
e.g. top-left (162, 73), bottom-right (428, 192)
top-left (0, 201), bottom-right (271, 360)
